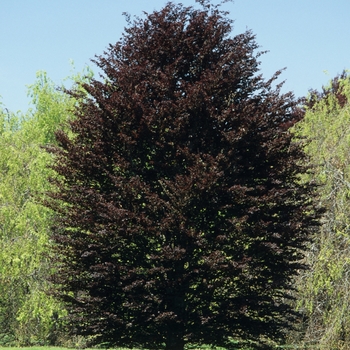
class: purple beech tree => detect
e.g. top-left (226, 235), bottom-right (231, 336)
top-left (46, 1), bottom-right (321, 349)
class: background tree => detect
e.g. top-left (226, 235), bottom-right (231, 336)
top-left (47, 2), bottom-right (321, 349)
top-left (293, 72), bottom-right (350, 349)
top-left (0, 69), bottom-right (91, 346)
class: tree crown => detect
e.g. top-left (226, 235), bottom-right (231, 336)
top-left (47, 2), bottom-right (322, 349)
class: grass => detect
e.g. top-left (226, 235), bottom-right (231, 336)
top-left (0, 348), bottom-right (127, 350)
top-left (0, 343), bottom-right (320, 350)
top-left (0, 348), bottom-right (217, 350)
top-left (0, 346), bottom-right (317, 350)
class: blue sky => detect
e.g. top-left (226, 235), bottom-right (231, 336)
top-left (1, 0), bottom-right (349, 113)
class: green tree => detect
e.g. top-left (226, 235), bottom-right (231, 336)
top-left (0, 69), bottom-right (91, 345)
top-left (47, 2), bottom-right (322, 349)
top-left (293, 72), bottom-right (350, 349)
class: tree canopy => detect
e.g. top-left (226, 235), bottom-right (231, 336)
top-left (293, 72), bottom-right (350, 349)
top-left (0, 68), bottom-right (92, 346)
top-left (0, 72), bottom-right (72, 345)
top-left (46, 2), bottom-right (322, 349)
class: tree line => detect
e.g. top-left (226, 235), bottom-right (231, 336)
top-left (0, 1), bottom-right (349, 348)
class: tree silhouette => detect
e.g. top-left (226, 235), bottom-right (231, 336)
top-left (47, 2), bottom-right (322, 349)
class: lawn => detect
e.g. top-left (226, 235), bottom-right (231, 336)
top-left (0, 346), bottom-right (311, 350)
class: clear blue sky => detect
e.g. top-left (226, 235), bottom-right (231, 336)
top-left (1, 0), bottom-right (349, 113)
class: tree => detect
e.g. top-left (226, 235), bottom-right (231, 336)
top-left (46, 2), bottom-right (321, 349)
top-left (293, 73), bottom-right (350, 349)
top-left (0, 69), bottom-right (92, 346)
top-left (0, 74), bottom-right (64, 345)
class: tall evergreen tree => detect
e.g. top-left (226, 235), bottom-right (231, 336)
top-left (47, 2), bottom-right (321, 349)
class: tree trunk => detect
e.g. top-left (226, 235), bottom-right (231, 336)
top-left (165, 330), bottom-right (185, 350)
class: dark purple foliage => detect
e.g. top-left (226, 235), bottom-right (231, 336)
top-left (305, 70), bottom-right (349, 109)
top-left (46, 2), bottom-right (321, 349)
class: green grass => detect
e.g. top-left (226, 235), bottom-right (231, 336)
top-left (0, 348), bottom-right (76, 350)
top-left (0, 348), bottom-right (129, 350)
top-left (0, 347), bottom-right (229, 350)
top-left (0, 345), bottom-right (224, 350)
top-left (0, 348), bottom-right (127, 350)
top-left (0, 345), bottom-right (318, 350)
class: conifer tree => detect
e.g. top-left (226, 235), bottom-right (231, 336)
top-left (47, 2), bottom-right (321, 349)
